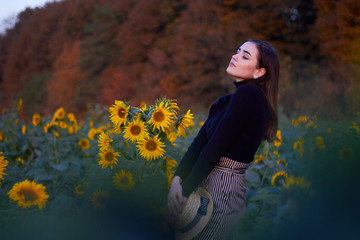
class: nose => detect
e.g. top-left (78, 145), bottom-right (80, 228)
top-left (232, 54), bottom-right (239, 61)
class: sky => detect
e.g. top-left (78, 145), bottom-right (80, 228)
top-left (0, 0), bottom-right (60, 33)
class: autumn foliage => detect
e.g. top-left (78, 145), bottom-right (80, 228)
top-left (0, 0), bottom-right (359, 118)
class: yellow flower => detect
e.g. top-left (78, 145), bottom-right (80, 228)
top-left (166, 158), bottom-right (178, 189)
top-left (8, 179), bottom-right (49, 209)
top-left (315, 136), bottom-right (326, 150)
top-left (109, 100), bottom-right (129, 127)
top-left (0, 130), bottom-right (3, 141)
top-left (59, 121), bottom-right (68, 129)
top-left (339, 148), bottom-right (353, 161)
top-left (0, 152), bottom-right (9, 181)
top-left (273, 130), bottom-right (282, 147)
top-left (148, 102), bottom-right (174, 132)
top-left (253, 154), bottom-right (264, 164)
top-left (67, 113), bottom-right (77, 125)
top-left (53, 107), bottom-right (66, 121)
top-left (17, 99), bottom-right (23, 111)
top-left (273, 150), bottom-right (281, 160)
top-left (68, 126), bottom-right (74, 134)
top-left (43, 121), bottom-right (59, 133)
top-left (169, 99), bottom-right (180, 115)
top-left (139, 101), bottom-right (148, 112)
top-left (91, 190), bottom-right (109, 209)
top-left (75, 182), bottom-right (89, 195)
top-left (293, 138), bottom-right (304, 157)
top-left (177, 110), bottom-right (194, 137)
top-left (21, 125), bottom-right (26, 134)
top-left (271, 171), bottom-right (288, 187)
top-left (327, 128), bottom-right (332, 133)
top-left (123, 118), bottom-right (149, 143)
top-left (113, 170), bottom-right (135, 190)
top-left (305, 121), bottom-right (316, 129)
top-left (292, 116), bottom-right (309, 127)
top-left (97, 131), bottom-right (112, 149)
top-left (137, 135), bottom-right (165, 160)
top-left (78, 138), bottom-right (90, 150)
top-left (88, 128), bottom-right (100, 140)
top-left (284, 176), bottom-right (311, 189)
top-left (199, 121), bottom-right (205, 127)
top-left (166, 131), bottom-right (177, 145)
top-left (348, 125), bottom-right (360, 136)
top-left (32, 114), bottom-right (41, 126)
top-left (98, 148), bottom-right (119, 169)
top-left (16, 157), bottom-right (24, 166)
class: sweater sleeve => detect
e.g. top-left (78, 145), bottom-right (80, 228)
top-left (173, 98), bottom-right (223, 180)
top-left (181, 85), bottom-right (266, 196)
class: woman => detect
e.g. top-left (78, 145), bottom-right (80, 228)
top-left (168, 39), bottom-right (279, 239)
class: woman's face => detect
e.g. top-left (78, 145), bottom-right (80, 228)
top-left (226, 41), bottom-right (263, 81)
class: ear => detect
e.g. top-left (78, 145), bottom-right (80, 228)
top-left (253, 68), bottom-right (266, 79)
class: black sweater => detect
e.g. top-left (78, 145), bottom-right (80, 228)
top-left (174, 79), bottom-right (269, 197)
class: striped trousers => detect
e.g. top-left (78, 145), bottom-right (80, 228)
top-left (192, 157), bottom-right (249, 240)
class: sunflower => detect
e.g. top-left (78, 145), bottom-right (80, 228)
top-left (0, 152), bottom-right (8, 181)
top-left (53, 107), bottom-right (66, 121)
top-left (88, 128), bottom-right (100, 140)
top-left (8, 179), bottom-right (49, 209)
top-left (16, 157), bottom-right (24, 166)
top-left (98, 148), bottom-right (120, 169)
top-left (59, 121), bottom-right (68, 129)
top-left (91, 190), bottom-right (109, 209)
top-left (0, 130), bottom-right (3, 141)
top-left (17, 99), bottom-right (23, 111)
top-left (166, 158), bottom-right (177, 189)
top-left (137, 135), bottom-right (165, 160)
top-left (166, 131), bottom-right (177, 145)
top-left (112, 170), bottom-right (135, 190)
top-left (109, 100), bottom-right (130, 127)
top-left (67, 113), bottom-right (77, 125)
top-left (123, 118), bottom-right (149, 143)
top-left (169, 99), bottom-right (180, 115)
top-left (43, 121), bottom-right (59, 133)
top-left (271, 171), bottom-right (288, 187)
top-left (78, 138), bottom-right (90, 150)
top-left (68, 126), bottom-right (74, 134)
top-left (148, 102), bottom-right (174, 132)
top-left (177, 109), bottom-right (194, 136)
top-left (21, 125), bottom-right (26, 134)
top-left (274, 130), bottom-right (282, 147)
top-left (32, 114), bottom-right (41, 126)
top-left (75, 182), bottom-right (89, 195)
top-left (97, 131), bottom-right (112, 149)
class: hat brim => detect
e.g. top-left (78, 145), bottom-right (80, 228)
top-left (174, 187), bottom-right (213, 240)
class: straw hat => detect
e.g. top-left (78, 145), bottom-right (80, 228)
top-left (174, 187), bottom-right (213, 240)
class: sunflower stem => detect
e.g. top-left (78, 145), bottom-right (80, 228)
top-left (53, 132), bottom-right (59, 165)
top-left (260, 166), bottom-right (269, 187)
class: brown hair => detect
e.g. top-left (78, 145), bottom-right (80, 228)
top-left (248, 39), bottom-right (279, 142)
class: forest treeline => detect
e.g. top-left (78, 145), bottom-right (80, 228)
top-left (0, 0), bottom-right (359, 119)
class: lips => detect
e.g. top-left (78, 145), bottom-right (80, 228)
top-left (229, 62), bottom-right (236, 67)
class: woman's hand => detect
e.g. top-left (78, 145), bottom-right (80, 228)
top-left (167, 176), bottom-right (187, 221)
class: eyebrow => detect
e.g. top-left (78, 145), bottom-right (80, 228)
top-left (238, 47), bottom-right (252, 56)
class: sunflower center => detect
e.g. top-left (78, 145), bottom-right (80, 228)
top-left (120, 177), bottom-right (129, 186)
top-left (145, 140), bottom-right (157, 151)
top-left (117, 107), bottom-right (126, 118)
top-left (105, 152), bottom-right (114, 161)
top-left (81, 140), bottom-right (88, 146)
top-left (153, 111), bottom-right (165, 122)
top-left (96, 195), bottom-right (107, 206)
top-left (130, 125), bottom-right (141, 136)
top-left (20, 190), bottom-right (37, 202)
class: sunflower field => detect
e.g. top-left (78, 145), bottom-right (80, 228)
top-left (0, 99), bottom-right (360, 240)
